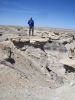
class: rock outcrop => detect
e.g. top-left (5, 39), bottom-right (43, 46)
top-left (0, 26), bottom-right (75, 100)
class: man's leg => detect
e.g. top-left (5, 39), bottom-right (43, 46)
top-left (29, 27), bottom-right (31, 36)
top-left (32, 27), bottom-right (34, 36)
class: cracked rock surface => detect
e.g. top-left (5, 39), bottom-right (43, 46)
top-left (0, 26), bottom-right (75, 100)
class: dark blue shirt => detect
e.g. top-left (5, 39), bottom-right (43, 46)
top-left (28, 19), bottom-right (34, 27)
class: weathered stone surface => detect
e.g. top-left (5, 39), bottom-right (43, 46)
top-left (0, 26), bottom-right (75, 100)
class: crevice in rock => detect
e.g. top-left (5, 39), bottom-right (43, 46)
top-left (0, 33), bottom-right (2, 36)
top-left (31, 42), bottom-right (46, 51)
top-left (12, 41), bottom-right (47, 51)
top-left (64, 64), bottom-right (75, 73)
top-left (46, 66), bottom-right (52, 72)
top-left (44, 42), bottom-right (67, 52)
top-left (12, 39), bottom-right (67, 53)
top-left (54, 32), bottom-right (59, 35)
top-left (48, 40), bottom-right (53, 43)
top-left (13, 41), bottom-right (30, 48)
top-left (5, 58), bottom-right (15, 64)
top-left (62, 41), bottom-right (68, 45)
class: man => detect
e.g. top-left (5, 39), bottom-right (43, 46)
top-left (28, 17), bottom-right (34, 36)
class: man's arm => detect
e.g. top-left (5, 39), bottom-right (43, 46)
top-left (28, 20), bottom-right (30, 24)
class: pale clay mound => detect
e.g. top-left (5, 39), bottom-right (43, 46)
top-left (0, 26), bottom-right (75, 100)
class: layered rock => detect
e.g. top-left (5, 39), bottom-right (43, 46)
top-left (0, 26), bottom-right (75, 100)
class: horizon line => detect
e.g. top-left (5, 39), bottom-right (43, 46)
top-left (0, 24), bottom-right (75, 31)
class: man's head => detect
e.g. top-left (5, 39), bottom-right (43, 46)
top-left (30, 17), bottom-right (32, 20)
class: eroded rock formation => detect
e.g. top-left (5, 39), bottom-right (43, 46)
top-left (0, 26), bottom-right (75, 100)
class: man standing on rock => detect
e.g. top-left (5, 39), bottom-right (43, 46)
top-left (28, 17), bottom-right (34, 36)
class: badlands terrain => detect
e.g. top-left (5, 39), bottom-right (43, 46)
top-left (0, 25), bottom-right (75, 100)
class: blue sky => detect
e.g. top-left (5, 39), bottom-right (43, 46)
top-left (0, 0), bottom-right (75, 29)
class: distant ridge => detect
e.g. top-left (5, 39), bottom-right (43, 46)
top-left (0, 25), bottom-right (75, 33)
